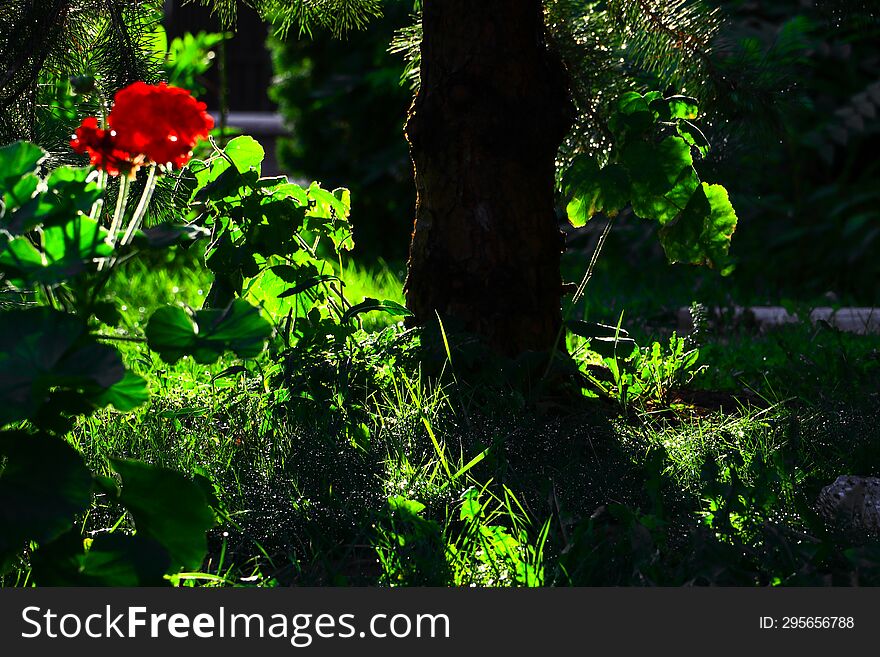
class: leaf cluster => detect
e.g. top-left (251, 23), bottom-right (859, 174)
top-left (562, 91), bottom-right (737, 274)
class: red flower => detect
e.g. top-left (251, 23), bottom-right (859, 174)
top-left (70, 117), bottom-right (140, 177)
top-left (108, 82), bottom-right (214, 169)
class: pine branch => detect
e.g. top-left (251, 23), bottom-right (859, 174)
top-left (0, 0), bottom-right (164, 147)
top-left (188, 0), bottom-right (385, 37)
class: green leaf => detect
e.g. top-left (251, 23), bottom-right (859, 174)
top-left (659, 182), bottom-right (738, 274)
top-left (2, 174), bottom-right (39, 213)
top-left (0, 142), bottom-right (46, 195)
top-left (5, 167), bottom-right (102, 235)
top-left (387, 496), bottom-right (426, 516)
top-left (459, 488), bottom-right (483, 521)
top-left (92, 300), bottom-right (122, 326)
top-left (618, 91), bottom-right (652, 115)
top-left (272, 182), bottom-right (309, 205)
top-left (568, 318), bottom-right (637, 358)
top-left (205, 300), bottom-right (273, 358)
top-left (0, 216), bottom-right (112, 287)
top-left (278, 274), bottom-right (341, 298)
top-left (562, 156), bottom-right (630, 226)
top-left (190, 156), bottom-right (230, 191)
top-left (245, 260), bottom-right (323, 321)
top-left (31, 531), bottom-right (171, 586)
top-left (146, 299), bottom-right (273, 364)
top-left (143, 306), bottom-right (194, 363)
top-left (650, 95), bottom-right (700, 121)
top-left (308, 184), bottom-right (350, 220)
top-left (306, 184), bottom-right (355, 251)
top-left (250, 198), bottom-right (304, 257)
top-left (0, 309), bottom-right (125, 425)
top-left (677, 121), bottom-right (710, 158)
top-left (194, 165), bottom-right (242, 203)
top-left (224, 136), bottom-right (265, 174)
top-left (43, 216), bottom-right (112, 263)
top-left (94, 372), bottom-right (149, 412)
top-left (343, 298), bottom-right (412, 323)
top-left (43, 166), bottom-right (102, 219)
top-left (111, 459), bottom-right (215, 571)
top-left (609, 91), bottom-right (662, 138)
top-left (589, 336), bottom-right (638, 358)
top-left (0, 431), bottom-right (93, 572)
top-left (624, 137), bottom-right (698, 224)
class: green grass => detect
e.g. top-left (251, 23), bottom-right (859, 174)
top-left (340, 258), bottom-right (406, 306)
top-left (7, 251), bottom-right (880, 587)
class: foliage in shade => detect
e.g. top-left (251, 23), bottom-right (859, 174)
top-left (268, 1), bottom-right (415, 260)
top-left (0, 432), bottom-right (93, 573)
top-left (31, 532), bottom-right (172, 587)
top-left (109, 459), bottom-right (217, 571)
top-left (0, 309), bottom-right (125, 426)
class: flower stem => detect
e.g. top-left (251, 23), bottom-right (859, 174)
top-left (98, 174), bottom-right (131, 271)
top-left (106, 174), bottom-right (131, 241)
top-left (120, 164), bottom-right (158, 247)
top-left (89, 170), bottom-right (108, 222)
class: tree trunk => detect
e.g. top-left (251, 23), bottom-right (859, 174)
top-left (404, 0), bottom-right (573, 355)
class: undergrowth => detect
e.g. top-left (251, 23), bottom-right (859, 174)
top-left (8, 258), bottom-right (877, 588)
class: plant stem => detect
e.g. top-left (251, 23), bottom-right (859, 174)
top-left (120, 164), bottom-right (158, 246)
top-left (572, 214), bottom-right (615, 307)
top-left (98, 174), bottom-right (131, 272)
top-left (89, 170), bottom-right (107, 222)
top-left (94, 334), bottom-right (147, 343)
top-left (106, 174), bottom-right (130, 241)
top-left (539, 214), bottom-right (616, 383)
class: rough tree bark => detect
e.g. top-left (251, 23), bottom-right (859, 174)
top-left (404, 0), bottom-right (573, 355)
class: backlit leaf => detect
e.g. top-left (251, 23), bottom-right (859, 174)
top-left (224, 135), bottom-right (265, 174)
top-left (0, 142), bottom-right (46, 195)
top-left (563, 156), bottom-right (630, 226)
top-left (659, 182), bottom-right (738, 274)
top-left (146, 299), bottom-right (273, 364)
top-left (624, 137), bottom-right (698, 224)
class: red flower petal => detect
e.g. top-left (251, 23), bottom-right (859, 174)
top-left (70, 117), bottom-right (139, 177)
top-left (108, 82), bottom-right (214, 169)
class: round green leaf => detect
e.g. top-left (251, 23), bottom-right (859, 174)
top-left (31, 531), bottom-right (171, 586)
top-left (0, 141), bottom-right (46, 195)
top-left (146, 300), bottom-right (272, 364)
top-left (95, 372), bottom-right (149, 412)
top-left (624, 137), bottom-right (697, 224)
top-left (111, 459), bottom-right (216, 571)
top-left (0, 217), bottom-right (112, 287)
top-left (0, 309), bottom-right (125, 425)
top-left (658, 182), bottom-right (738, 273)
top-left (0, 431), bottom-right (93, 572)
top-left (224, 135), bottom-right (265, 174)
top-left (563, 157), bottom-right (631, 226)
